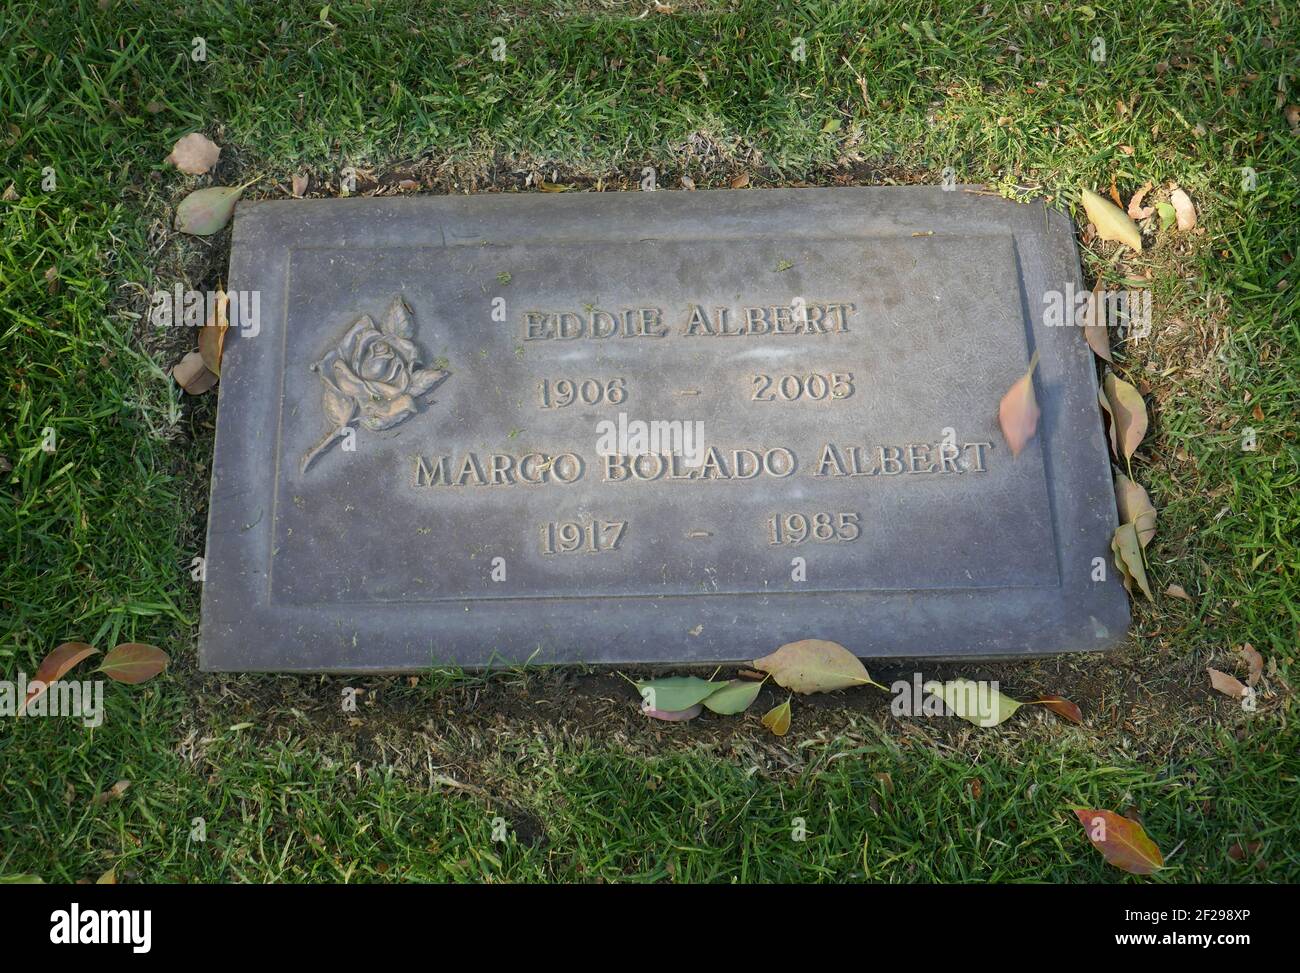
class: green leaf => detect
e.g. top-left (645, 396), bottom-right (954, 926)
top-left (924, 679), bottom-right (1023, 726)
top-left (634, 676), bottom-right (720, 713)
top-left (175, 181), bottom-right (254, 235)
top-left (1156, 201), bottom-right (1177, 231)
top-left (0, 874), bottom-right (44, 884)
top-left (701, 679), bottom-right (763, 715)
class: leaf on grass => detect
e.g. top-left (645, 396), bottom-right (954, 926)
top-left (175, 180), bottom-right (254, 235)
top-left (1227, 841), bottom-right (1262, 862)
top-left (198, 288), bottom-right (229, 375)
top-left (96, 643), bottom-right (169, 684)
top-left (761, 700), bottom-right (791, 736)
top-left (1111, 522), bottom-right (1153, 599)
top-left (645, 703), bottom-right (703, 722)
top-left (1027, 695), bottom-right (1084, 724)
top-left (538, 181), bottom-right (569, 192)
top-left (1082, 280), bottom-right (1112, 363)
top-left (1169, 188), bottom-right (1196, 230)
top-left (1156, 201), bottom-right (1177, 230)
top-left (730, 172), bottom-right (750, 189)
top-left (752, 639), bottom-right (881, 694)
top-left (173, 351), bottom-right (218, 395)
top-left (701, 678), bottom-right (763, 715)
top-left (1075, 809), bottom-right (1164, 875)
top-left (1127, 181), bottom-right (1154, 220)
top-left (1164, 583), bottom-right (1192, 601)
top-left (92, 780), bottom-right (131, 806)
top-left (998, 350), bottom-right (1040, 457)
top-left (19, 642), bottom-right (98, 716)
top-left (634, 676), bottom-right (721, 713)
top-left (1099, 372), bottom-right (1148, 460)
top-left (1081, 188), bottom-right (1142, 252)
top-left (166, 132), bottom-right (220, 175)
top-left (1207, 667), bottom-right (1248, 699)
top-left (924, 679), bottom-right (1023, 727)
top-left (0, 875), bottom-right (44, 884)
top-left (96, 868), bottom-right (117, 885)
top-left (1115, 473), bottom-right (1156, 547)
top-left (1240, 644), bottom-right (1263, 686)
top-left (291, 172), bottom-right (308, 198)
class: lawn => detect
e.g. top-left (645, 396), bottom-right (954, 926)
top-left (0, 0), bottom-right (1296, 882)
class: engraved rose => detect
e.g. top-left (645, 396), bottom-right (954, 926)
top-left (300, 295), bottom-right (448, 474)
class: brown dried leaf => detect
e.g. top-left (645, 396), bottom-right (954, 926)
top-left (197, 288), bottom-right (229, 376)
top-left (92, 780), bottom-right (131, 806)
top-left (998, 350), bottom-right (1040, 457)
top-left (538, 181), bottom-right (570, 192)
top-left (19, 642), bottom-right (99, 716)
top-left (1170, 188), bottom-right (1197, 230)
top-left (172, 350), bottom-right (218, 395)
top-left (1164, 583), bottom-right (1192, 601)
top-left (166, 132), bottom-right (221, 175)
top-left (1115, 473), bottom-right (1156, 547)
top-left (1208, 667), bottom-right (1247, 699)
top-left (1082, 280), bottom-right (1113, 362)
top-left (1240, 644), bottom-right (1264, 686)
top-left (1027, 695), bottom-right (1083, 724)
top-left (730, 172), bottom-right (751, 189)
top-left (1100, 372), bottom-right (1148, 461)
top-left (1127, 181), bottom-right (1155, 220)
top-left (291, 172), bottom-right (308, 198)
top-left (1111, 522), bottom-right (1153, 600)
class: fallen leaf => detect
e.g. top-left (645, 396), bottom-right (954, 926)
top-left (18, 642), bottom-right (99, 716)
top-left (96, 868), bottom-right (116, 885)
top-left (730, 172), bottom-right (750, 189)
top-left (701, 678), bottom-right (763, 715)
top-left (1111, 523), bottom-right (1153, 599)
top-left (761, 700), bottom-right (791, 736)
top-left (1108, 175), bottom-right (1122, 207)
top-left (1115, 473), bottom-right (1156, 547)
top-left (1099, 372), bottom-right (1148, 461)
top-left (1081, 187), bottom-right (1143, 252)
top-left (752, 639), bottom-right (882, 694)
top-left (175, 179), bottom-right (255, 235)
top-left (1, 184), bottom-right (18, 201)
top-left (1082, 280), bottom-right (1112, 362)
top-left (998, 350), bottom-right (1041, 457)
top-left (1240, 644), bottom-right (1263, 686)
top-left (0, 875), bottom-right (44, 884)
top-left (1156, 201), bottom-right (1177, 230)
top-left (645, 703), bottom-right (703, 722)
top-left (925, 679), bottom-right (1023, 726)
top-left (1207, 667), bottom-right (1247, 699)
top-left (1286, 104), bottom-right (1300, 134)
top-left (92, 780), bottom-right (131, 806)
top-left (1170, 188), bottom-right (1197, 230)
top-left (96, 643), bottom-right (169, 684)
top-left (198, 288), bottom-right (229, 376)
top-left (1075, 809), bottom-right (1164, 875)
top-left (1127, 181), bottom-right (1155, 220)
top-left (1027, 695), bottom-right (1084, 724)
top-left (172, 351), bottom-right (218, 395)
top-left (291, 172), bottom-right (308, 197)
top-left (1164, 583), bottom-right (1192, 601)
top-left (679, 175), bottom-right (695, 190)
top-left (1227, 841), bottom-right (1262, 862)
top-left (538, 181), bottom-right (570, 192)
top-left (166, 132), bottom-right (220, 175)
top-left (634, 676), bottom-right (721, 713)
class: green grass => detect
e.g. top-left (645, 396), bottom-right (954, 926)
top-left (1, 0), bottom-right (1297, 882)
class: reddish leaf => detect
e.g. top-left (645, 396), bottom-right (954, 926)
top-left (19, 642), bottom-right (98, 716)
top-left (1240, 644), bottom-right (1263, 687)
top-left (1074, 809), bottom-right (1164, 875)
top-left (1028, 695), bottom-right (1083, 724)
top-left (998, 351), bottom-right (1041, 457)
top-left (92, 780), bottom-right (131, 806)
top-left (1227, 841), bottom-right (1262, 862)
top-left (96, 643), bottom-right (169, 684)
top-left (644, 703), bottom-right (703, 722)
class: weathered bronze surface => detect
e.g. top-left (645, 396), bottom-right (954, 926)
top-left (199, 187), bottom-right (1129, 671)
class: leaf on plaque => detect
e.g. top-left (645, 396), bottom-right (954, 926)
top-left (1115, 473), bottom-right (1156, 547)
top-left (1074, 809), bottom-right (1164, 875)
top-left (1080, 188), bottom-right (1142, 252)
top-left (998, 350), bottom-right (1041, 457)
top-left (381, 295), bottom-right (415, 339)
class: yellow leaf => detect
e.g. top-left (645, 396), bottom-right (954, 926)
top-left (761, 700), bottom-right (791, 736)
top-left (1081, 188), bottom-right (1143, 252)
